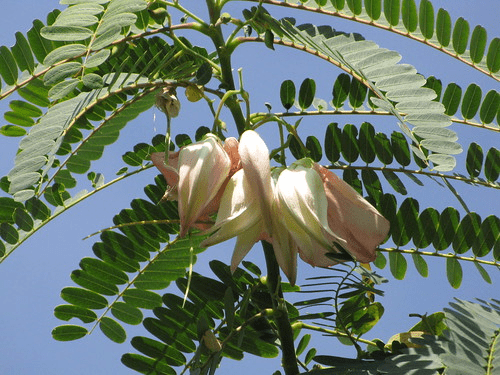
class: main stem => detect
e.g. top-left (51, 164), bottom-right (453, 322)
top-left (205, 0), bottom-right (247, 135)
top-left (262, 241), bottom-right (299, 375)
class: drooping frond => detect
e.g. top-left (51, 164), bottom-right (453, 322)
top-left (249, 0), bottom-right (500, 80)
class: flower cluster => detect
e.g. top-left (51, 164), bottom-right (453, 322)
top-left (151, 130), bottom-right (390, 285)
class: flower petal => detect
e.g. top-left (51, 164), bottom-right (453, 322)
top-left (238, 130), bottom-right (274, 232)
top-left (201, 170), bottom-right (262, 246)
top-left (277, 167), bottom-right (334, 250)
top-left (178, 135), bottom-right (231, 236)
top-left (314, 164), bottom-right (390, 262)
top-left (150, 151), bottom-right (180, 199)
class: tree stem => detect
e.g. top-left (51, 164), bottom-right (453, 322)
top-left (205, 0), bottom-right (247, 135)
top-left (262, 241), bottom-right (299, 375)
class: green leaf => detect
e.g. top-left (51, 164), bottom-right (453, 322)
top-left (25, 197), bottom-right (51, 221)
top-left (401, 0), bottom-right (418, 32)
top-left (194, 62), bottom-right (212, 85)
top-left (14, 208), bottom-right (34, 231)
top-left (465, 142), bottom-right (483, 178)
top-left (364, 0), bottom-right (381, 21)
top-left (418, 0), bottom-right (434, 40)
top-left (436, 8), bottom-right (451, 47)
top-left (60, 286), bottom-right (108, 309)
top-left (12, 32), bottom-right (35, 74)
top-left (100, 316), bottom-right (126, 343)
top-left (4, 111), bottom-right (35, 127)
top-left (280, 79), bottom-right (295, 111)
top-left (383, 0), bottom-right (400, 27)
top-left (348, 78), bottom-right (367, 109)
top-left (391, 132), bottom-right (411, 167)
top-left (54, 304), bottom-right (98, 323)
top-left (357, 122), bottom-right (376, 163)
top-left (27, 19), bottom-right (55, 63)
top-left (43, 62), bottom-right (82, 86)
top-left (298, 78), bottom-right (316, 110)
top-left (374, 133), bottom-right (393, 165)
top-left (324, 123), bottom-right (342, 163)
top-left (0, 46), bottom-right (18, 85)
top-left (343, 169), bottom-right (362, 195)
top-left (346, 0), bottom-right (362, 15)
top-left (473, 215), bottom-right (500, 258)
top-left (296, 334), bottom-right (312, 356)
top-left (433, 207), bottom-right (460, 251)
top-left (411, 253), bottom-right (428, 277)
top-left (121, 353), bottom-right (174, 374)
top-left (414, 207), bottom-right (439, 249)
top-left (48, 78), bottom-right (80, 100)
top-left (80, 257), bottom-right (129, 285)
top-left (112, 302), bottom-right (143, 325)
top-left (71, 270), bottom-right (119, 296)
top-left (131, 336), bottom-right (186, 366)
top-left (474, 262), bottom-right (492, 284)
top-left (18, 78), bottom-right (50, 107)
top-left (484, 147), bottom-right (500, 181)
top-left (43, 44), bottom-right (86, 65)
top-left (0, 198), bottom-right (23, 223)
top-left (264, 29), bottom-right (275, 50)
top-left (452, 17), bottom-right (469, 55)
top-left (453, 212), bottom-right (481, 254)
top-left (382, 170), bottom-right (407, 195)
top-left (461, 83), bottom-right (482, 120)
top-left (420, 139), bottom-right (462, 155)
top-left (443, 83), bottom-right (462, 116)
top-left (389, 252), bottom-right (407, 280)
top-left (373, 252), bottom-right (386, 269)
top-left (331, 73), bottom-right (350, 108)
top-left (52, 325), bottom-right (88, 341)
top-left (0, 125), bottom-right (27, 137)
top-left (0, 223), bottom-right (19, 244)
top-left (40, 25), bottom-right (94, 41)
top-left (486, 37), bottom-right (500, 73)
top-left (82, 73), bottom-right (104, 89)
top-left (469, 25), bottom-right (487, 64)
top-left (122, 289), bottom-right (162, 309)
top-left (361, 169), bottom-right (383, 202)
top-left (341, 124), bottom-right (359, 163)
top-left (479, 90), bottom-right (500, 124)
top-left (306, 136), bottom-right (322, 162)
top-left (446, 258), bottom-right (462, 288)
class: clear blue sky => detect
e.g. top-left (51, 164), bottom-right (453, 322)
top-left (0, 1), bottom-right (499, 374)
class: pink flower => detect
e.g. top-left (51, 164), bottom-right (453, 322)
top-left (151, 134), bottom-right (240, 237)
top-left (312, 164), bottom-right (390, 265)
top-left (201, 130), bottom-right (298, 284)
top-left (275, 159), bottom-right (390, 268)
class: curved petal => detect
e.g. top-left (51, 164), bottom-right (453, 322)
top-left (238, 130), bottom-right (274, 232)
top-left (150, 151), bottom-right (180, 200)
top-left (277, 167), bottom-right (335, 249)
top-left (201, 170), bottom-right (261, 247)
top-left (314, 164), bottom-right (390, 262)
top-left (178, 136), bottom-right (231, 236)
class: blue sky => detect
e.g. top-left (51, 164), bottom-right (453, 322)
top-left (0, 1), bottom-right (499, 374)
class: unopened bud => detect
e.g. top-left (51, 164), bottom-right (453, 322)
top-left (185, 85), bottom-right (204, 102)
top-left (156, 87), bottom-right (181, 118)
top-left (202, 330), bottom-right (222, 352)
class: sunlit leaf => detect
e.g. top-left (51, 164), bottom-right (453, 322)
top-left (446, 258), bottom-right (462, 288)
top-left (470, 25), bottom-right (487, 64)
top-left (452, 17), bottom-right (469, 55)
top-left (52, 325), bottom-right (88, 341)
top-left (100, 316), bottom-right (126, 343)
top-left (436, 8), bottom-right (451, 47)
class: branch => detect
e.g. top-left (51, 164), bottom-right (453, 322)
top-left (379, 247), bottom-right (500, 267)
